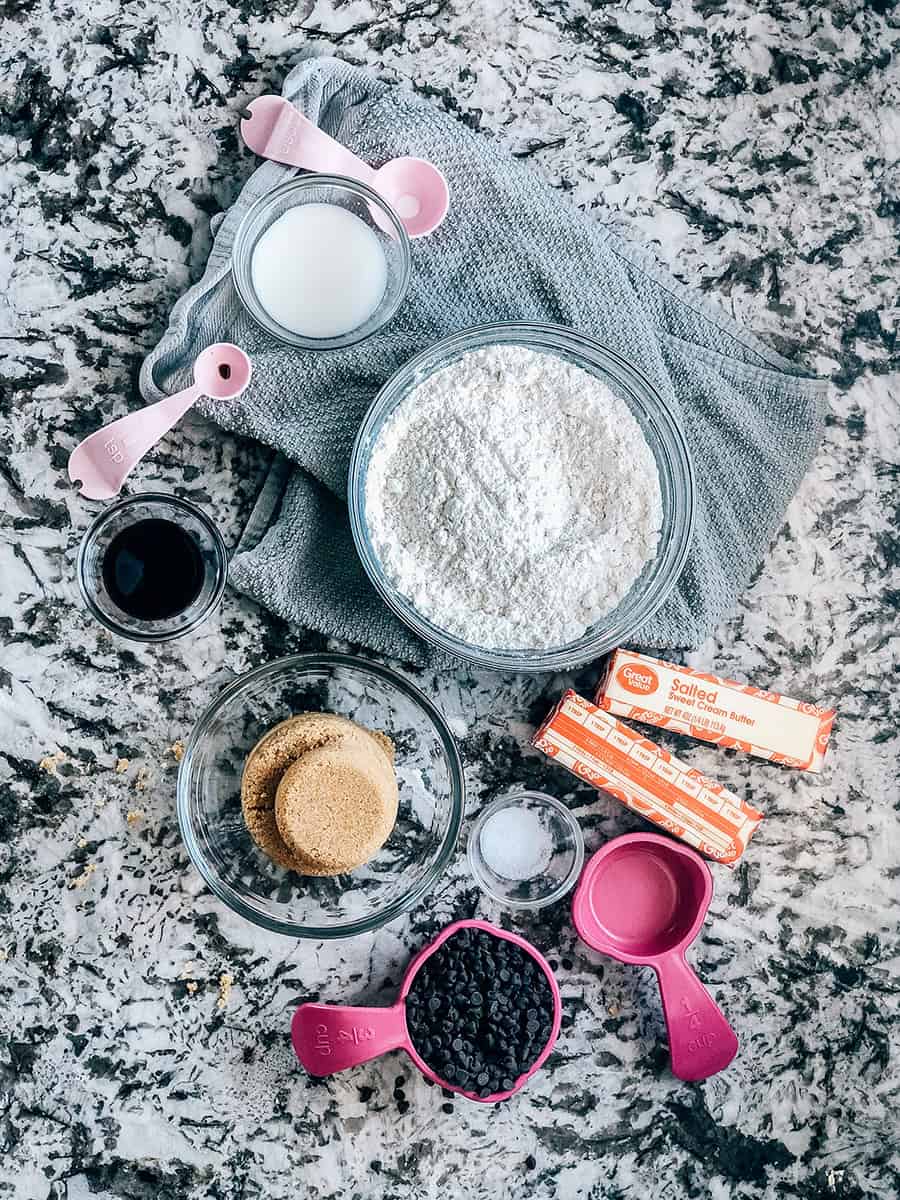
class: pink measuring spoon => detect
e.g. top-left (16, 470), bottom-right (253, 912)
top-left (240, 95), bottom-right (449, 238)
top-left (292, 919), bottom-right (561, 1104)
top-left (572, 833), bottom-right (738, 1082)
top-left (67, 344), bottom-right (251, 501)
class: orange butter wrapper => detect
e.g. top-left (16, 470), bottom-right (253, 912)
top-left (532, 690), bottom-right (762, 866)
top-left (597, 650), bottom-right (835, 773)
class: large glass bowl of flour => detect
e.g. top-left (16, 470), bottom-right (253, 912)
top-left (349, 323), bottom-right (695, 671)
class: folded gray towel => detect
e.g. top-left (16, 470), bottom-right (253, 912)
top-left (140, 55), bottom-right (828, 667)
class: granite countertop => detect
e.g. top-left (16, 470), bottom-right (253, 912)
top-left (2, 3), bottom-right (898, 1198)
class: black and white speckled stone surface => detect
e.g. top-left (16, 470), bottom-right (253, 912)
top-left (2, 3), bottom-right (899, 1198)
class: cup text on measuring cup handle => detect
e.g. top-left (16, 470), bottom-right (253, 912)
top-left (688, 1032), bottom-right (717, 1053)
top-left (314, 1024), bottom-right (331, 1056)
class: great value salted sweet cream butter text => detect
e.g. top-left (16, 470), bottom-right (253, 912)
top-left (597, 650), bottom-right (835, 773)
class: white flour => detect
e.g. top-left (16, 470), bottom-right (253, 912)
top-left (365, 344), bottom-right (663, 650)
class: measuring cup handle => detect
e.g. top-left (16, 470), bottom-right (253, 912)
top-left (655, 953), bottom-right (738, 1081)
top-left (292, 1002), bottom-right (407, 1077)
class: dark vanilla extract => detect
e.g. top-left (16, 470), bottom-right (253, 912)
top-left (102, 518), bottom-right (204, 622)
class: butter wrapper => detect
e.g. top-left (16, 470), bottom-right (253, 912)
top-left (597, 650), bottom-right (835, 773)
top-left (532, 690), bottom-right (762, 866)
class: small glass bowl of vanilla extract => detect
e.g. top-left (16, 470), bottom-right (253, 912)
top-left (77, 493), bottom-right (228, 642)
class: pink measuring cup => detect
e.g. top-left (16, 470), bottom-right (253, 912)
top-left (240, 95), bottom-right (449, 239)
top-left (572, 832), bottom-right (738, 1081)
top-left (292, 918), bottom-right (561, 1104)
top-left (67, 344), bottom-right (251, 501)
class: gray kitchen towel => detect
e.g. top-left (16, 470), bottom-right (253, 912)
top-left (140, 55), bottom-right (829, 667)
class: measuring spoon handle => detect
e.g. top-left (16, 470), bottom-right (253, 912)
top-left (67, 384), bottom-right (203, 500)
top-left (241, 95), bottom-right (375, 183)
top-left (655, 952), bottom-right (738, 1081)
top-left (292, 1001), bottom-right (407, 1076)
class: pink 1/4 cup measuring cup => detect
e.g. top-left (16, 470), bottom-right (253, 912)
top-left (67, 344), bottom-right (252, 501)
top-left (572, 832), bottom-right (738, 1082)
top-left (292, 918), bottom-right (562, 1103)
top-left (240, 95), bottom-right (449, 239)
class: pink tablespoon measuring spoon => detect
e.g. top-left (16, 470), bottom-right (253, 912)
top-left (67, 344), bottom-right (251, 501)
top-left (240, 95), bottom-right (449, 238)
top-left (572, 832), bottom-right (738, 1082)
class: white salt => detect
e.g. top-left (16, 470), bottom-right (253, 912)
top-left (479, 807), bottom-right (554, 881)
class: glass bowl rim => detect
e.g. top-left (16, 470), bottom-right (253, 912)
top-left (348, 321), bottom-right (696, 671)
top-left (176, 651), bottom-right (466, 939)
top-left (467, 790), bottom-right (586, 910)
top-left (75, 491), bottom-right (228, 643)
top-left (230, 173), bottom-right (412, 351)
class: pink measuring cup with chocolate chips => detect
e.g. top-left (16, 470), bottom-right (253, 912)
top-left (292, 918), bottom-right (562, 1103)
top-left (573, 832), bottom-right (738, 1081)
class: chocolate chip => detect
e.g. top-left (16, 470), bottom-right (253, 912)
top-left (405, 929), bottom-right (554, 1095)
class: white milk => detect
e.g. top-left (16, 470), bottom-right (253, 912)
top-left (250, 203), bottom-right (388, 339)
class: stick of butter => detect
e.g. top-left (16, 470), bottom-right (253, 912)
top-left (532, 690), bottom-right (762, 866)
top-left (596, 650), bottom-right (835, 774)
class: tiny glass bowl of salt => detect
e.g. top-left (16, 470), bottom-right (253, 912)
top-left (231, 175), bottom-right (411, 350)
top-left (467, 792), bottom-right (585, 910)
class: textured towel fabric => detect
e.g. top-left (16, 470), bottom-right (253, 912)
top-left (140, 55), bottom-right (829, 667)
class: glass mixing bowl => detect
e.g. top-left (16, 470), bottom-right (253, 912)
top-left (467, 792), bottom-right (585, 910)
top-left (76, 492), bottom-right (228, 643)
top-left (177, 654), bottom-right (464, 938)
top-left (348, 322), bottom-right (696, 671)
top-left (231, 175), bottom-right (411, 350)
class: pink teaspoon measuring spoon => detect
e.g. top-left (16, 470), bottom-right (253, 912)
top-left (572, 832), bottom-right (738, 1082)
top-left (67, 344), bottom-right (251, 501)
top-left (240, 95), bottom-right (449, 239)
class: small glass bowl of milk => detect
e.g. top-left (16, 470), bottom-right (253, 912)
top-left (232, 175), bottom-right (411, 350)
